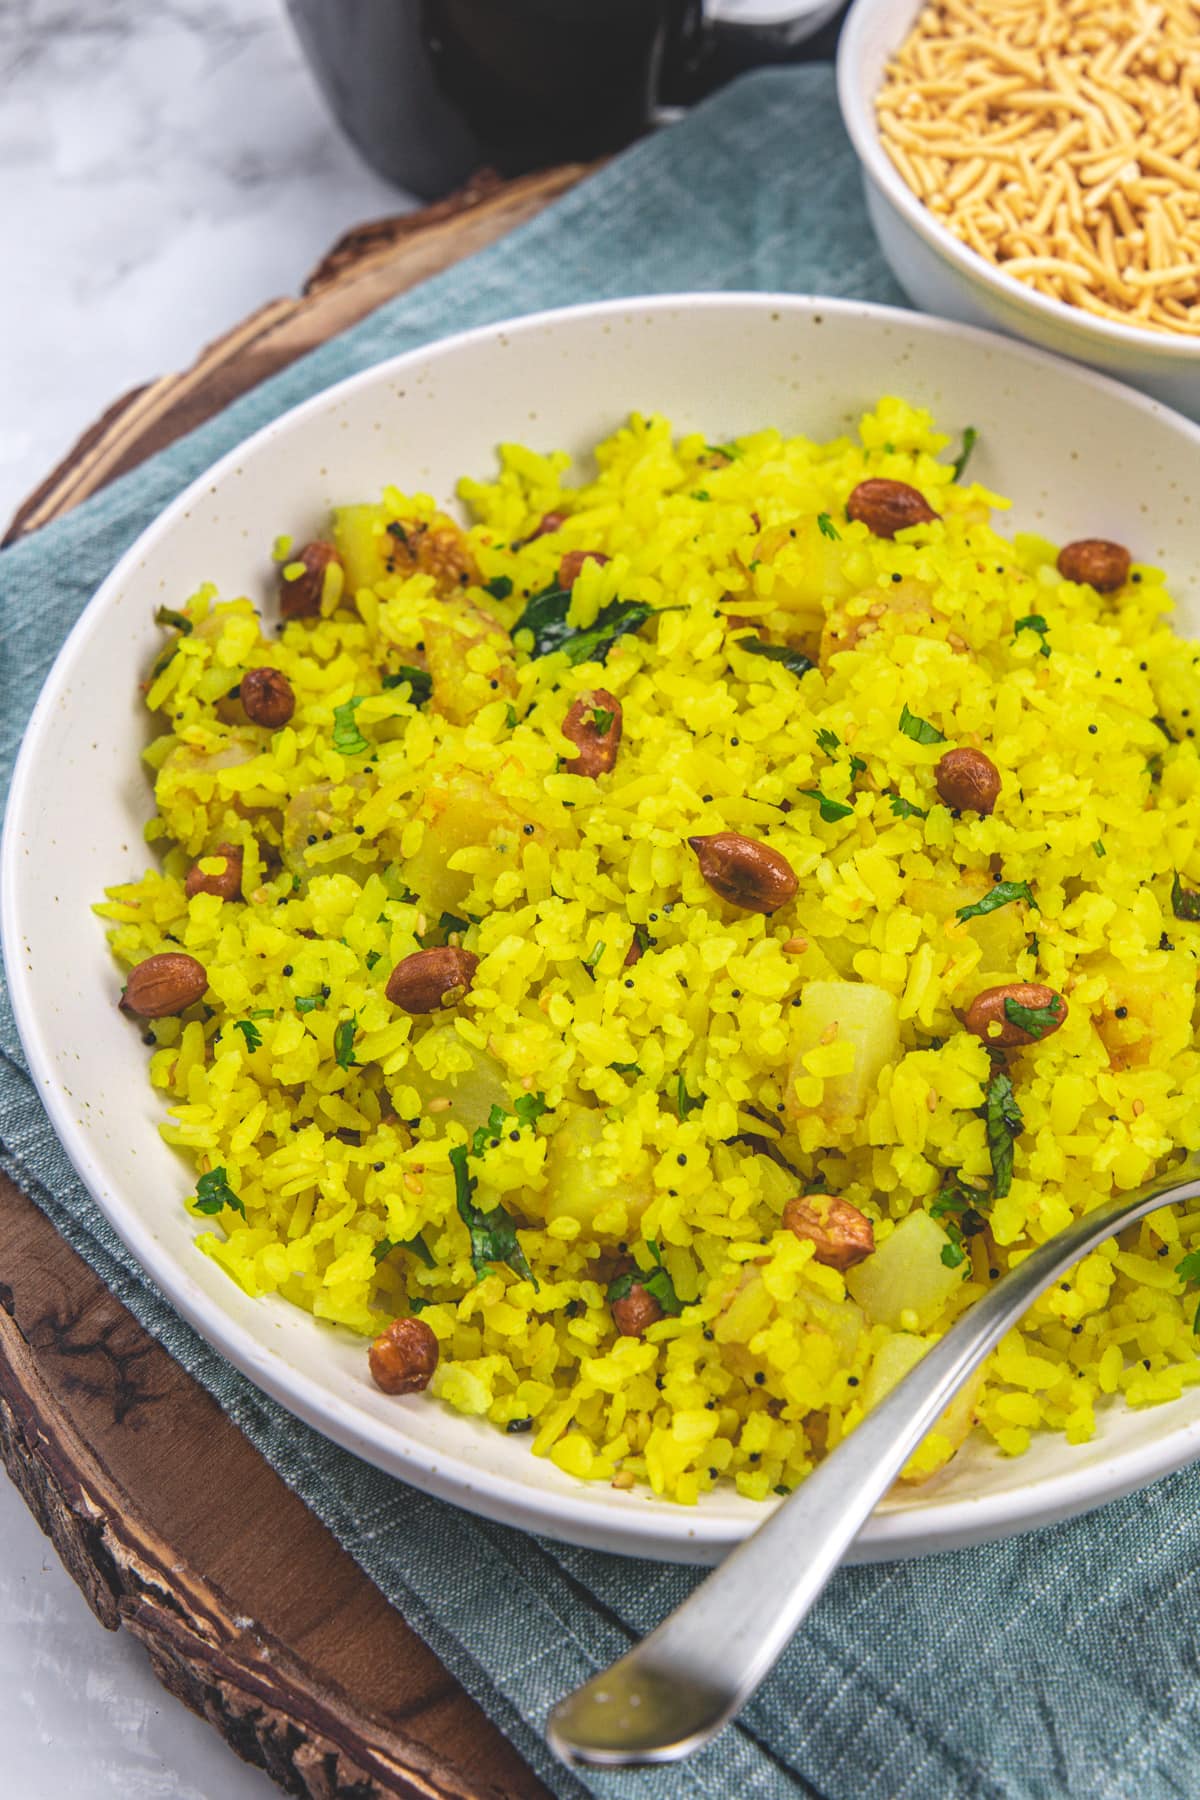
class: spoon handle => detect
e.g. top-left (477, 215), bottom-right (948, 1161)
top-left (547, 1162), bottom-right (1200, 1769)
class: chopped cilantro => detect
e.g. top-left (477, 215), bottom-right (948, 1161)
top-left (373, 1234), bottom-right (433, 1268)
top-left (439, 912), bottom-right (470, 936)
top-left (332, 697), bottom-right (369, 755)
top-left (483, 575), bottom-right (513, 600)
top-left (951, 426), bottom-right (978, 482)
top-left (1014, 614), bottom-right (1051, 657)
top-left (898, 703), bottom-right (945, 744)
top-left (849, 754), bottom-right (867, 780)
top-left (334, 1016), bottom-right (358, 1069)
top-left (799, 789), bottom-right (854, 823)
top-left (513, 1092), bottom-right (549, 1128)
top-left (984, 1071), bottom-right (1023, 1199)
top-left (232, 1018), bottom-right (262, 1053)
top-left (955, 881), bottom-right (1036, 921)
top-left (504, 703), bottom-right (518, 729)
top-left (386, 521), bottom-right (410, 546)
top-left (610, 1061), bottom-right (643, 1077)
top-left (817, 512), bottom-right (841, 541)
top-left (449, 1144), bottom-right (537, 1287)
top-left (514, 584), bottom-right (657, 665)
top-left (365, 950), bottom-right (381, 970)
top-left (676, 1075), bottom-right (702, 1119)
top-left (194, 1167), bottom-right (244, 1217)
top-left (705, 442), bottom-right (741, 461)
top-left (815, 727), bottom-right (841, 756)
top-left (889, 793), bottom-right (927, 820)
top-left (469, 1093), bottom-right (548, 1156)
top-left (1003, 994), bottom-right (1066, 1039)
top-left (940, 1239), bottom-right (968, 1269)
top-left (382, 665), bottom-right (433, 704)
top-left (1094, 840), bottom-right (1106, 857)
top-left (471, 1103), bottom-right (511, 1156)
top-left (692, 489), bottom-right (712, 502)
top-left (608, 1247), bottom-right (683, 1316)
top-left (295, 994), bottom-right (326, 1014)
top-left (584, 940), bottom-right (606, 968)
top-left (739, 639), bottom-right (816, 679)
top-left (1172, 873), bottom-right (1200, 921)
top-left (592, 706), bottom-right (615, 736)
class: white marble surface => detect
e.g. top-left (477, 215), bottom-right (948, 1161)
top-left (2, 2), bottom-right (415, 1793)
top-left (0, 0), bottom-right (409, 529)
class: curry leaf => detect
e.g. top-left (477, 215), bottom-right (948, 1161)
top-left (514, 584), bottom-right (656, 665)
top-left (898, 703), bottom-right (945, 744)
top-left (799, 789), bottom-right (854, 823)
top-left (382, 665), bottom-right (433, 704)
top-left (739, 639), bottom-right (816, 679)
top-left (194, 1167), bottom-right (244, 1217)
top-left (1172, 873), bottom-right (1200, 921)
top-left (1003, 994), bottom-right (1066, 1039)
top-left (334, 1016), bottom-right (358, 1069)
top-left (984, 1072), bottom-right (1023, 1199)
top-left (956, 881), bottom-right (1036, 921)
top-left (951, 426), bottom-right (979, 482)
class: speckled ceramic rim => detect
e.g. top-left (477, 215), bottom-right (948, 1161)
top-left (836, 0), bottom-right (1200, 364)
top-left (8, 292), bottom-right (1200, 1565)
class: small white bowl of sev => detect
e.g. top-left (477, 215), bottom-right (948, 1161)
top-left (836, 0), bottom-right (1200, 417)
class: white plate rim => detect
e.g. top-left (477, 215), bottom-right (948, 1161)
top-left (7, 289), bottom-right (1200, 1564)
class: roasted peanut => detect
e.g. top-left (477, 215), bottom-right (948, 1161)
top-left (279, 540), bottom-right (342, 619)
top-left (240, 666), bottom-right (295, 728)
top-left (688, 831), bottom-right (798, 914)
top-left (562, 688), bottom-right (622, 778)
top-left (782, 1194), bottom-right (875, 1271)
top-left (368, 1316), bottom-right (439, 1395)
top-left (965, 981), bottom-right (1067, 1049)
top-left (624, 933), bottom-right (644, 967)
top-left (119, 952), bottom-right (208, 1018)
top-left (184, 842), bottom-right (243, 901)
top-left (387, 516), bottom-right (478, 591)
top-left (558, 548), bottom-right (610, 587)
top-left (846, 479), bottom-right (940, 539)
top-left (1056, 539), bottom-right (1131, 593)
top-left (611, 1283), bottom-right (664, 1338)
top-left (526, 510), bottom-right (567, 542)
top-left (386, 946), bottom-right (479, 1014)
top-left (935, 747), bottom-right (1001, 816)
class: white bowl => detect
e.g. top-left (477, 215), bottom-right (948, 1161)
top-left (836, 0), bottom-right (1200, 419)
top-left (8, 294), bottom-right (1200, 1565)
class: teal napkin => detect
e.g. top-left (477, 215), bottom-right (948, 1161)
top-left (3, 68), bottom-right (1198, 1800)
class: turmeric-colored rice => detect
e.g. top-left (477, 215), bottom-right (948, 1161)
top-left (98, 398), bottom-right (1200, 1503)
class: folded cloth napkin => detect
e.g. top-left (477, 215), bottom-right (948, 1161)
top-left (3, 66), bottom-right (1199, 1800)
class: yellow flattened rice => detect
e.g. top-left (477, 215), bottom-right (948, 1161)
top-left (98, 398), bottom-right (1200, 1504)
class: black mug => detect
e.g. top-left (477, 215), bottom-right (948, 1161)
top-left (286, 0), bottom-right (839, 200)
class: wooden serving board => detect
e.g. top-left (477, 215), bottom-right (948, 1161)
top-left (0, 164), bottom-right (593, 1798)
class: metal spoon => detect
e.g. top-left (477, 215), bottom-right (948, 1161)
top-left (547, 1159), bottom-right (1200, 1769)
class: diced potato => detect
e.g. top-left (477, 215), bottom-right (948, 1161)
top-left (282, 778), bottom-right (370, 874)
top-left (333, 503), bottom-right (390, 594)
top-left (846, 1210), bottom-right (961, 1330)
top-left (539, 1104), bottom-right (653, 1234)
top-left (821, 577), bottom-right (938, 664)
top-left (861, 1331), bottom-right (982, 1482)
top-left (402, 773), bottom-right (522, 917)
top-left (751, 516), bottom-right (854, 641)
top-left (906, 872), bottom-right (1028, 974)
top-left (785, 979), bottom-right (900, 1131)
top-left (1090, 951), bottom-right (1195, 1070)
top-left (423, 601), bottom-right (518, 725)
top-left (405, 1034), bottom-right (510, 1133)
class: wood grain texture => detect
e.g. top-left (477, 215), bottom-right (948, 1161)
top-left (1, 165), bottom-right (591, 1798)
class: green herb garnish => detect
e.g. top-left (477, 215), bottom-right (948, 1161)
top-left (889, 793), bottom-right (927, 820)
top-left (295, 994), bottom-right (326, 1014)
top-left (334, 1016), bottom-right (358, 1069)
top-left (332, 697), bottom-right (369, 755)
top-left (514, 584), bottom-right (656, 666)
top-left (739, 639), bottom-right (816, 679)
top-left (692, 489), bottom-right (711, 503)
top-left (373, 1234), bottom-right (433, 1268)
top-left (382, 665), bottom-right (433, 704)
top-left (607, 1248), bottom-right (683, 1317)
top-left (232, 1019), bottom-right (262, 1053)
top-left (1172, 873), bottom-right (1200, 921)
top-left (1094, 840), bottom-right (1106, 858)
top-left (1003, 994), bottom-right (1065, 1039)
top-left (898, 703), bottom-right (945, 745)
top-left (799, 789), bottom-right (854, 823)
top-left (194, 1167), bottom-right (244, 1217)
top-left (483, 575), bottom-right (513, 600)
top-left (592, 706), bottom-right (615, 736)
top-left (815, 728), bottom-right (840, 756)
top-left (984, 1071), bottom-right (1023, 1199)
top-left (439, 912), bottom-right (470, 936)
top-left (951, 426), bottom-right (978, 482)
top-left (155, 606), bottom-right (193, 635)
top-left (584, 940), bottom-right (606, 968)
top-left (955, 881), bottom-right (1036, 922)
top-left (676, 1075), bottom-right (702, 1119)
top-left (365, 950), bottom-right (381, 970)
top-left (610, 1061), bottom-right (643, 1077)
top-left (817, 512), bottom-right (841, 541)
top-left (504, 704), bottom-right (518, 729)
top-left (1014, 614), bottom-right (1051, 658)
top-left (449, 1144), bottom-right (537, 1288)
